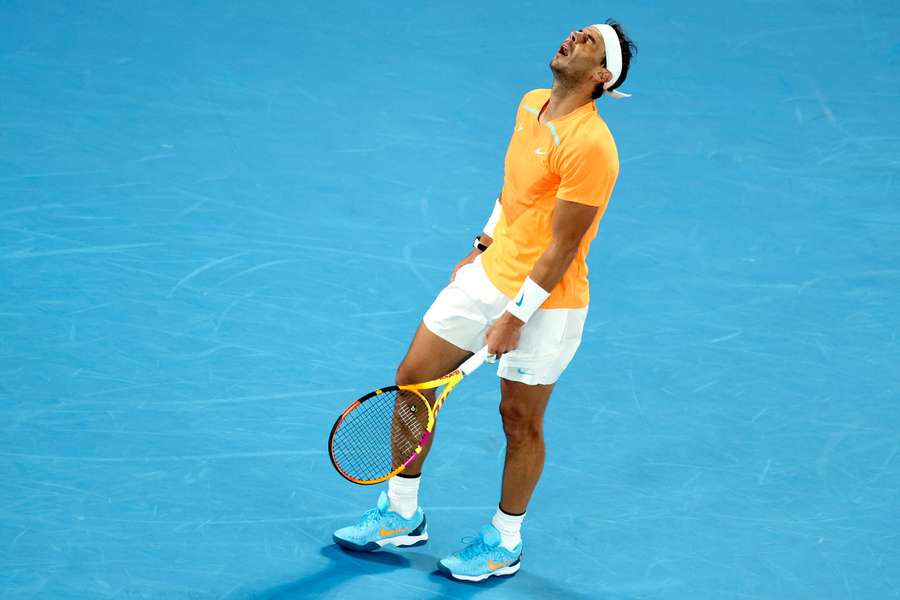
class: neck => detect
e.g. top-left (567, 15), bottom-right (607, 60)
top-left (540, 78), bottom-right (593, 123)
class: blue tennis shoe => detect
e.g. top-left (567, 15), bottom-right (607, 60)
top-left (333, 491), bottom-right (428, 551)
top-left (438, 524), bottom-right (523, 582)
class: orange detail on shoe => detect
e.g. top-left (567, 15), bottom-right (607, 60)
top-left (379, 527), bottom-right (409, 538)
top-left (487, 560), bottom-right (512, 571)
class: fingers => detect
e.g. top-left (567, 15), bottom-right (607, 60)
top-left (485, 336), bottom-right (511, 361)
top-left (485, 321), bottom-right (522, 361)
top-left (449, 264), bottom-right (462, 283)
top-left (486, 345), bottom-right (510, 359)
top-left (450, 253), bottom-right (480, 283)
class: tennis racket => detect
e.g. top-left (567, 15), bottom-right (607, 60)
top-left (328, 346), bottom-right (490, 485)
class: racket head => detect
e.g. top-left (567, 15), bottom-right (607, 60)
top-left (328, 385), bottom-right (435, 485)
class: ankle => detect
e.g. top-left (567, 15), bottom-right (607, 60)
top-left (387, 473), bottom-right (421, 519)
top-left (492, 506), bottom-right (525, 551)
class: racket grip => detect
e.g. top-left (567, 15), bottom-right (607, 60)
top-left (459, 346), bottom-right (489, 377)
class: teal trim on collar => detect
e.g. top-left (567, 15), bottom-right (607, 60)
top-left (547, 122), bottom-right (560, 146)
top-left (524, 103), bottom-right (560, 146)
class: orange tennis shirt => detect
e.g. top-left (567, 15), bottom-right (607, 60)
top-left (480, 89), bottom-right (620, 309)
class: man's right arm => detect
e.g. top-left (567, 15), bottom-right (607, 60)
top-left (449, 193), bottom-right (502, 282)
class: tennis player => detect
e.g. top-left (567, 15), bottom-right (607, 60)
top-left (334, 21), bottom-right (636, 582)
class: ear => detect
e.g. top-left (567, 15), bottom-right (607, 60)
top-left (591, 68), bottom-right (612, 86)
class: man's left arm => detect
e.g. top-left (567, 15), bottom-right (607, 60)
top-left (485, 198), bottom-right (598, 357)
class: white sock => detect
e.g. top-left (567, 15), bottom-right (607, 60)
top-left (387, 474), bottom-right (420, 519)
top-left (492, 507), bottom-right (525, 551)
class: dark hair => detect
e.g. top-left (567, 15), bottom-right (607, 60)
top-left (592, 19), bottom-right (637, 100)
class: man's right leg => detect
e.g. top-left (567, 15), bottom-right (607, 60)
top-left (333, 321), bottom-right (471, 552)
top-left (394, 321), bottom-right (473, 476)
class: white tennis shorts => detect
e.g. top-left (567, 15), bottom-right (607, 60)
top-left (423, 257), bottom-right (587, 385)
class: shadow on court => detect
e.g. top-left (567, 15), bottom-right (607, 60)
top-left (248, 545), bottom-right (408, 599)
top-left (247, 545), bottom-right (600, 600)
top-left (421, 563), bottom-right (600, 600)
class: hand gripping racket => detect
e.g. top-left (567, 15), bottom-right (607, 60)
top-left (328, 346), bottom-right (490, 485)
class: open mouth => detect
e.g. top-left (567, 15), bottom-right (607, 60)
top-left (558, 42), bottom-right (570, 56)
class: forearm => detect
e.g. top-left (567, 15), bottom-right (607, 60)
top-left (523, 198), bottom-right (597, 303)
top-left (528, 241), bottom-right (578, 294)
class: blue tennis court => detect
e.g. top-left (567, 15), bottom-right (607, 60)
top-left (2, 1), bottom-right (899, 598)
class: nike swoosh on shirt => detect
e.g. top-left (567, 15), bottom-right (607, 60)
top-left (516, 368), bottom-right (530, 375)
top-left (379, 527), bottom-right (409, 537)
top-left (534, 148), bottom-right (548, 155)
top-left (488, 560), bottom-right (512, 570)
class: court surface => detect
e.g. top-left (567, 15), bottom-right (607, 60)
top-left (2, 1), bottom-right (899, 598)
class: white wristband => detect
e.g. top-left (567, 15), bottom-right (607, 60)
top-left (483, 198), bottom-right (502, 238)
top-left (506, 277), bottom-right (550, 323)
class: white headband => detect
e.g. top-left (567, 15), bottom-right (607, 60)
top-left (591, 23), bottom-right (631, 99)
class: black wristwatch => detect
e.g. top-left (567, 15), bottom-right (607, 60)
top-left (472, 235), bottom-right (489, 253)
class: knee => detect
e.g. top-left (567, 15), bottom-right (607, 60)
top-left (395, 360), bottom-right (416, 386)
top-left (499, 400), bottom-right (543, 446)
top-left (396, 358), bottom-right (428, 387)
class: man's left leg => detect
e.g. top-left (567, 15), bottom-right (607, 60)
top-left (497, 378), bottom-right (554, 515)
top-left (437, 380), bottom-right (554, 582)
top-left (437, 306), bottom-right (584, 582)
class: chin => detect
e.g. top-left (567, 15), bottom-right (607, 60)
top-left (549, 59), bottom-right (567, 77)
top-left (549, 56), bottom-right (563, 73)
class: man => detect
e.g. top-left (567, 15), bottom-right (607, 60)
top-left (333, 21), bottom-right (637, 582)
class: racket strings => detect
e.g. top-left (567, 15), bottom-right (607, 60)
top-left (331, 389), bottom-right (430, 483)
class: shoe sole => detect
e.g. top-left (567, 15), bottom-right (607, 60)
top-left (334, 531), bottom-right (429, 552)
top-left (437, 559), bottom-right (521, 582)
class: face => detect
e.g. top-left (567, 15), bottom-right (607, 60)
top-left (550, 27), bottom-right (608, 87)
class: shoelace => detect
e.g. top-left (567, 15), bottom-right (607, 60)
top-left (457, 535), bottom-right (491, 560)
top-left (359, 507), bottom-right (383, 527)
